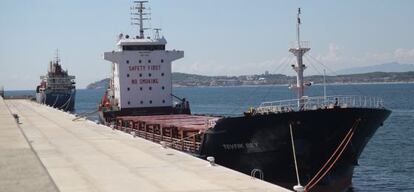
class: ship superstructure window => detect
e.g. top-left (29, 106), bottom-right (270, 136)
top-left (122, 45), bottom-right (165, 51)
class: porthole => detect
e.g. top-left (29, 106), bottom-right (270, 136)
top-left (149, 87), bottom-right (152, 90)
top-left (139, 60), bottom-right (142, 63)
top-left (127, 74), bottom-right (130, 77)
top-left (148, 73), bottom-right (152, 77)
top-left (127, 87), bottom-right (130, 91)
top-left (162, 100), bottom-right (165, 103)
top-left (140, 101), bottom-right (143, 104)
top-left (161, 59), bottom-right (164, 63)
top-left (126, 60), bottom-right (129, 64)
top-left (149, 100), bottom-right (153, 104)
top-left (128, 101), bottom-right (131, 105)
top-left (148, 60), bottom-right (151, 63)
top-left (161, 73), bottom-right (164, 76)
top-left (140, 87), bottom-right (143, 91)
top-left (139, 73), bottom-right (142, 77)
top-left (162, 86), bottom-right (165, 90)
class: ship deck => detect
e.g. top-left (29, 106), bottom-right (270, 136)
top-left (0, 98), bottom-right (290, 192)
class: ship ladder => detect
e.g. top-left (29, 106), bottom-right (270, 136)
top-left (304, 118), bottom-right (361, 192)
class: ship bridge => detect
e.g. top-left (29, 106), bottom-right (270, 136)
top-left (118, 36), bottom-right (167, 51)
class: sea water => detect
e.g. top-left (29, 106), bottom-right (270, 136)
top-left (6, 83), bottom-right (414, 191)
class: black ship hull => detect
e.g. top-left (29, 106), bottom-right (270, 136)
top-left (98, 106), bottom-right (390, 192)
top-left (36, 91), bottom-right (76, 111)
top-left (199, 107), bottom-right (391, 192)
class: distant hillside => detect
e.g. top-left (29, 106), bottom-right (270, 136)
top-left (86, 78), bottom-right (109, 89)
top-left (86, 71), bottom-right (414, 89)
top-left (337, 62), bottom-right (414, 74)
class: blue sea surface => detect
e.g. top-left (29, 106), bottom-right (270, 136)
top-left (5, 83), bottom-right (414, 191)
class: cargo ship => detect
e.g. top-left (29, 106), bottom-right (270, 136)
top-left (98, 2), bottom-right (391, 192)
top-left (36, 52), bottom-right (76, 111)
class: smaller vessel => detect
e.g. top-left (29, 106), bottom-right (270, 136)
top-left (36, 51), bottom-right (76, 111)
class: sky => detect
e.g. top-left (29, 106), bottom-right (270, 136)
top-left (1, 0), bottom-right (414, 90)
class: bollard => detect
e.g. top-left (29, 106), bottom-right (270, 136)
top-left (293, 185), bottom-right (304, 192)
top-left (207, 156), bottom-right (215, 166)
top-left (12, 114), bottom-right (20, 124)
top-left (160, 141), bottom-right (167, 149)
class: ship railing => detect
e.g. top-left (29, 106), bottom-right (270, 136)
top-left (289, 41), bottom-right (310, 49)
top-left (256, 95), bottom-right (384, 114)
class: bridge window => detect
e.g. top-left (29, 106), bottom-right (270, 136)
top-left (122, 45), bottom-right (165, 51)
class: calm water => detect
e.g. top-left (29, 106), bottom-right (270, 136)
top-left (5, 83), bottom-right (414, 191)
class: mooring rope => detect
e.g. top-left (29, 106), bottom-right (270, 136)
top-left (72, 109), bottom-right (99, 121)
top-left (52, 95), bottom-right (60, 108)
top-left (289, 123), bottom-right (303, 189)
top-left (304, 119), bottom-right (361, 192)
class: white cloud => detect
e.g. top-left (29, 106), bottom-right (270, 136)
top-left (394, 48), bottom-right (414, 63)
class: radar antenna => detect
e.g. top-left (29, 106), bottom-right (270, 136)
top-left (55, 49), bottom-right (61, 64)
top-left (153, 28), bottom-right (162, 39)
top-left (131, 1), bottom-right (151, 39)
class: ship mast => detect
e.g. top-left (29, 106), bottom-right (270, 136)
top-left (289, 8), bottom-right (310, 108)
top-left (131, 1), bottom-right (150, 39)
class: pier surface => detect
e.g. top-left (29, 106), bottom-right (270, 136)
top-left (0, 97), bottom-right (291, 192)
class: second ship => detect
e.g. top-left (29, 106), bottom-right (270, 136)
top-left (36, 52), bottom-right (76, 111)
top-left (98, 2), bottom-right (391, 192)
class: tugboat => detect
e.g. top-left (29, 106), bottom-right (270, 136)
top-left (98, 2), bottom-right (391, 192)
top-left (36, 51), bottom-right (76, 111)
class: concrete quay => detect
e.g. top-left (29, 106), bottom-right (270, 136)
top-left (0, 97), bottom-right (291, 192)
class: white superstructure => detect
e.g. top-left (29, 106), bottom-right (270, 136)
top-left (104, 1), bottom-right (183, 110)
